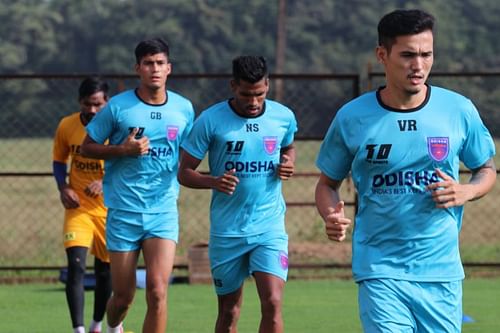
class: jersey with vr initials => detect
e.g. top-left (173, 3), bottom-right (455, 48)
top-left (86, 89), bottom-right (194, 213)
top-left (316, 85), bottom-right (495, 283)
top-left (53, 112), bottom-right (106, 216)
top-left (182, 99), bottom-right (298, 236)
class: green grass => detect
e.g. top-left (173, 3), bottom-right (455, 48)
top-left (0, 278), bottom-right (498, 332)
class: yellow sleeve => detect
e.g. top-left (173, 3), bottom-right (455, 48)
top-left (52, 117), bottom-right (70, 163)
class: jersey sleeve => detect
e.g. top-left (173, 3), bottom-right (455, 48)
top-left (180, 102), bottom-right (195, 144)
top-left (181, 111), bottom-right (212, 160)
top-left (282, 111), bottom-right (298, 148)
top-left (316, 113), bottom-right (353, 180)
top-left (52, 118), bottom-right (70, 163)
top-left (459, 100), bottom-right (496, 169)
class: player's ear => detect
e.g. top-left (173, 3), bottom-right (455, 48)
top-left (375, 46), bottom-right (387, 64)
top-left (230, 79), bottom-right (237, 93)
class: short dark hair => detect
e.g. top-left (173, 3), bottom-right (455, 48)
top-left (232, 56), bottom-right (268, 84)
top-left (378, 9), bottom-right (435, 51)
top-left (134, 38), bottom-right (170, 64)
top-left (78, 77), bottom-right (109, 100)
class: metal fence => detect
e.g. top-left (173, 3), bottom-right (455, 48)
top-left (0, 72), bottom-right (498, 275)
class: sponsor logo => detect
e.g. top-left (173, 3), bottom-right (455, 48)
top-left (128, 127), bottom-right (145, 139)
top-left (226, 141), bottom-right (244, 155)
top-left (279, 251), bottom-right (289, 270)
top-left (224, 160), bottom-right (275, 173)
top-left (167, 125), bottom-right (179, 141)
top-left (73, 160), bottom-right (103, 172)
top-left (263, 136), bottom-right (278, 155)
top-left (147, 146), bottom-right (173, 157)
top-left (64, 232), bottom-right (76, 241)
top-left (213, 278), bottom-right (223, 287)
top-left (372, 170), bottom-right (439, 187)
top-left (427, 137), bottom-right (449, 162)
top-left (365, 144), bottom-right (392, 164)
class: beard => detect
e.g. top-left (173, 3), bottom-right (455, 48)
top-left (404, 85), bottom-right (423, 96)
top-left (80, 113), bottom-right (94, 125)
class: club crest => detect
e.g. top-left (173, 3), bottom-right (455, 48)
top-left (166, 125), bottom-right (179, 141)
top-left (279, 251), bottom-right (289, 270)
top-left (427, 137), bottom-right (449, 162)
top-left (263, 136), bottom-right (278, 155)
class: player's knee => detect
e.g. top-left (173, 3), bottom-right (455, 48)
top-left (111, 293), bottom-right (134, 312)
top-left (94, 261), bottom-right (111, 281)
top-left (145, 284), bottom-right (167, 310)
top-left (67, 258), bottom-right (86, 282)
top-left (260, 292), bottom-right (283, 315)
top-left (221, 303), bottom-right (241, 322)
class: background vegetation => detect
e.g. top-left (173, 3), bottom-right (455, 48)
top-left (1, 0), bottom-right (500, 75)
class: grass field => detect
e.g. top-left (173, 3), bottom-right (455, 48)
top-left (0, 278), bottom-right (498, 332)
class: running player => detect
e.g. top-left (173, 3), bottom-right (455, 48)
top-left (178, 55), bottom-right (297, 333)
top-left (315, 9), bottom-right (496, 332)
top-left (81, 38), bottom-right (194, 333)
top-left (52, 77), bottom-right (111, 333)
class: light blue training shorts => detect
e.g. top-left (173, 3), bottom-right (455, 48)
top-left (358, 278), bottom-right (462, 333)
top-left (209, 231), bottom-right (289, 295)
top-left (106, 208), bottom-right (179, 252)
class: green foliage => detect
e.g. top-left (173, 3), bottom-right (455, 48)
top-left (1, 0), bottom-right (500, 74)
top-left (0, 1), bottom-right (62, 73)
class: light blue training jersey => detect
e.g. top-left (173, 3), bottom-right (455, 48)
top-left (316, 85), bottom-right (495, 282)
top-left (86, 89), bottom-right (194, 213)
top-left (181, 99), bottom-right (298, 237)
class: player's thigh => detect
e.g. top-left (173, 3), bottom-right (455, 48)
top-left (108, 250), bottom-right (140, 300)
top-left (253, 271), bottom-right (285, 304)
top-left (413, 281), bottom-right (462, 333)
top-left (142, 237), bottom-right (176, 287)
top-left (209, 236), bottom-right (250, 296)
top-left (358, 279), bottom-right (415, 333)
top-left (249, 232), bottom-right (289, 282)
top-left (63, 209), bottom-right (94, 249)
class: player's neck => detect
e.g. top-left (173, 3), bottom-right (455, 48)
top-left (136, 85), bottom-right (167, 105)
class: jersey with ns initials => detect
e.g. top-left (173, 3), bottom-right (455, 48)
top-left (182, 99), bottom-right (298, 237)
top-left (86, 89), bottom-right (194, 213)
top-left (316, 85), bottom-right (495, 283)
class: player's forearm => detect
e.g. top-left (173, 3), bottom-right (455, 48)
top-left (315, 181), bottom-right (341, 221)
top-left (281, 145), bottom-right (296, 163)
top-left (178, 169), bottom-right (215, 189)
top-left (467, 159), bottom-right (497, 201)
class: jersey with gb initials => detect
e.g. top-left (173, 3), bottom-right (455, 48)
top-left (316, 85), bottom-right (495, 283)
top-left (86, 89), bottom-right (194, 213)
top-left (182, 99), bottom-right (298, 237)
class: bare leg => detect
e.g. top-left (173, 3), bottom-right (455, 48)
top-left (106, 250), bottom-right (140, 328)
top-left (215, 287), bottom-right (244, 333)
top-left (254, 272), bottom-right (285, 333)
top-left (141, 238), bottom-right (176, 333)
